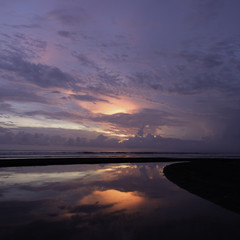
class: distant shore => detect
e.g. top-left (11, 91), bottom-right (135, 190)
top-left (0, 157), bottom-right (184, 167)
top-left (164, 159), bottom-right (240, 215)
top-left (0, 156), bottom-right (239, 168)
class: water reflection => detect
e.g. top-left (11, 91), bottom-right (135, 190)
top-left (78, 189), bottom-right (159, 214)
top-left (0, 163), bottom-right (240, 240)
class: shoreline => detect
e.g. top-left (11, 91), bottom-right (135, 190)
top-left (164, 159), bottom-right (240, 215)
top-left (0, 157), bottom-right (239, 168)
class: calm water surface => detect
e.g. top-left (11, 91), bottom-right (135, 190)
top-left (0, 162), bottom-right (240, 240)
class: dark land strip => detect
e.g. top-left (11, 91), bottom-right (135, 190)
top-left (163, 159), bottom-right (240, 215)
top-left (0, 156), bottom-right (239, 167)
top-left (0, 157), bottom-right (187, 167)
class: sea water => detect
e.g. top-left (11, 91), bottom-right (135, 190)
top-left (0, 162), bottom-right (240, 240)
top-left (1, 150), bottom-right (240, 159)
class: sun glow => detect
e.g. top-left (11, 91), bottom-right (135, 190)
top-left (79, 96), bottom-right (139, 115)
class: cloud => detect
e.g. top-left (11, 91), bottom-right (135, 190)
top-left (91, 108), bottom-right (181, 129)
top-left (24, 110), bottom-right (84, 122)
top-left (21, 108), bottom-right (182, 138)
top-left (0, 83), bottom-right (48, 104)
top-left (0, 32), bottom-right (47, 59)
top-left (57, 30), bottom-right (76, 40)
top-left (5, 24), bottom-right (41, 29)
top-left (0, 126), bottom-right (11, 133)
top-left (172, 41), bottom-right (240, 95)
top-left (143, 40), bottom-right (240, 96)
top-left (126, 38), bottom-right (240, 97)
top-left (127, 72), bottom-right (163, 91)
top-left (0, 52), bottom-right (78, 89)
top-left (0, 130), bottom-right (119, 148)
top-left (72, 53), bottom-right (100, 70)
top-left (48, 7), bottom-right (88, 25)
top-left (70, 94), bottom-right (108, 103)
top-left (0, 103), bottom-right (12, 111)
top-left (1, 124), bottom-right (239, 152)
top-left (120, 134), bottom-right (204, 152)
top-left (0, 128), bottom-right (211, 152)
top-left (182, 0), bottom-right (225, 29)
top-left (179, 51), bottom-right (224, 68)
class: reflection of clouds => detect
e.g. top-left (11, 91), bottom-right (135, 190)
top-left (0, 163), bottom-right (167, 203)
top-left (1, 163), bottom-right (240, 239)
top-left (78, 189), bottom-right (159, 214)
top-left (0, 164), bottom-right (136, 187)
top-left (0, 171), bottom-right (89, 186)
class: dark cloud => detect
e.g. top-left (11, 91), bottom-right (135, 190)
top-left (72, 53), bottom-right (100, 70)
top-left (0, 103), bottom-right (12, 111)
top-left (0, 126), bottom-right (11, 133)
top-left (48, 8), bottom-right (88, 25)
top-left (5, 24), bottom-right (41, 29)
top-left (97, 71), bottom-right (122, 85)
top-left (172, 41), bottom-right (240, 95)
top-left (127, 38), bottom-right (240, 96)
top-left (209, 107), bottom-right (240, 151)
top-left (0, 53), bottom-right (78, 89)
top-left (103, 53), bottom-right (128, 63)
top-left (121, 134), bottom-right (204, 152)
top-left (0, 83), bottom-right (48, 104)
top-left (0, 32), bottom-right (47, 59)
top-left (0, 124), bottom-right (239, 151)
top-left (91, 109), bottom-right (181, 129)
top-left (0, 130), bottom-right (119, 148)
top-left (22, 108), bottom-right (181, 137)
top-left (0, 131), bottom-right (67, 146)
top-left (183, 0), bottom-right (225, 29)
top-left (70, 94), bottom-right (108, 103)
top-left (179, 51), bottom-right (224, 68)
top-left (0, 128), bottom-right (212, 152)
top-left (128, 72), bottom-right (163, 91)
top-left (0, 0), bottom-right (240, 150)
top-left (57, 30), bottom-right (75, 39)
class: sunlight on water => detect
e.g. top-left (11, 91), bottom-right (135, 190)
top-left (0, 162), bottom-right (240, 240)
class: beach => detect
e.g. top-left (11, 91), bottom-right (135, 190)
top-left (164, 159), bottom-right (240, 214)
top-left (1, 158), bottom-right (240, 239)
top-left (0, 155), bottom-right (238, 167)
top-left (1, 155), bottom-right (240, 215)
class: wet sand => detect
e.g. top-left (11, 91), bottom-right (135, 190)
top-left (164, 159), bottom-right (240, 214)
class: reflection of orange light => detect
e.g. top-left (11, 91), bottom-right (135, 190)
top-left (79, 189), bottom-right (144, 212)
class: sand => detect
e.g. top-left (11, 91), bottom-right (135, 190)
top-left (163, 159), bottom-right (240, 214)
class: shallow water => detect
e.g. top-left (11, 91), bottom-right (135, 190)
top-left (0, 162), bottom-right (239, 240)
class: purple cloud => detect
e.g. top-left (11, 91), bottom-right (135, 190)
top-left (70, 94), bottom-right (108, 103)
top-left (0, 53), bottom-right (78, 89)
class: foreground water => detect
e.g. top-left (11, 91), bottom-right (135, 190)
top-left (0, 162), bottom-right (240, 240)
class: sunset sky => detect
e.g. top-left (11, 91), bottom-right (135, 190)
top-left (0, 0), bottom-right (240, 151)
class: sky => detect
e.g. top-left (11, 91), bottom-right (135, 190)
top-left (0, 0), bottom-right (240, 152)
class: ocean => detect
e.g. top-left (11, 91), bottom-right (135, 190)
top-left (1, 161), bottom-right (240, 240)
top-left (0, 150), bottom-right (240, 160)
